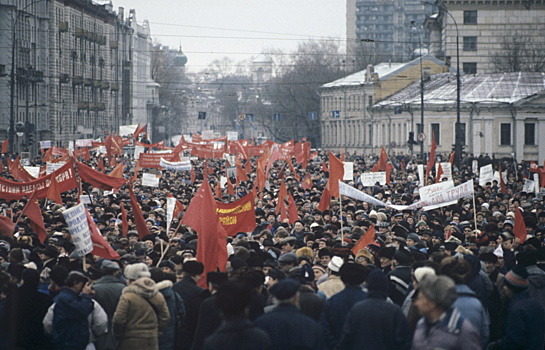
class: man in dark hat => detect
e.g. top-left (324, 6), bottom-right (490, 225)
top-left (378, 246), bottom-right (396, 274)
top-left (387, 247), bottom-right (413, 306)
top-left (320, 263), bottom-right (370, 349)
top-left (339, 269), bottom-right (411, 350)
top-left (255, 279), bottom-right (325, 350)
top-left (191, 272), bottom-right (229, 350)
top-left (172, 261), bottom-right (208, 350)
top-left (488, 265), bottom-right (545, 349)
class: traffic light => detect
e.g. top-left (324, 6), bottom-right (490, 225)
top-left (28, 133), bottom-right (35, 147)
top-left (408, 131), bottom-right (418, 145)
top-left (15, 121), bottom-right (25, 133)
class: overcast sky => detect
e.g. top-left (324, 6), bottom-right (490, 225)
top-left (111, 0), bottom-right (346, 72)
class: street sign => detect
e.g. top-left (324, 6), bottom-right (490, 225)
top-left (332, 110), bottom-right (340, 118)
top-left (417, 132), bottom-right (426, 142)
top-left (238, 113), bottom-right (246, 121)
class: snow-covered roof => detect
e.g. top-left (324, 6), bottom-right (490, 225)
top-left (321, 56), bottom-right (448, 89)
top-left (253, 54), bottom-right (273, 64)
top-left (373, 72), bottom-right (545, 108)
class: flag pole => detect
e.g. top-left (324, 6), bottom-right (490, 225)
top-left (339, 195), bottom-right (345, 245)
top-left (472, 190), bottom-right (478, 231)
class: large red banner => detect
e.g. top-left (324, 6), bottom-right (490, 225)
top-left (215, 193), bottom-right (256, 236)
top-left (138, 153), bottom-right (174, 168)
top-left (0, 160), bottom-right (77, 200)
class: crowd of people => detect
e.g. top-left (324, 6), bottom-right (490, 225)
top-left (1, 147), bottom-right (545, 350)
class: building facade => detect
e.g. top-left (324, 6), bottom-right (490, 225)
top-left (0, 0), bottom-right (159, 154)
top-left (347, 0), bottom-right (434, 63)
top-left (372, 72), bottom-right (545, 163)
top-left (320, 56), bottom-right (451, 153)
top-left (426, 0), bottom-right (545, 74)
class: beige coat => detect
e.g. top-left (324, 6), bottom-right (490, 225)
top-left (317, 274), bottom-right (345, 299)
top-left (113, 277), bottom-right (170, 350)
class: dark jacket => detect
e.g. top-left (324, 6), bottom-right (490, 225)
top-left (52, 287), bottom-right (94, 350)
top-left (191, 295), bottom-right (221, 350)
top-left (255, 303), bottom-right (326, 350)
top-left (92, 275), bottom-right (125, 350)
top-left (496, 290), bottom-right (545, 350)
top-left (319, 285), bottom-right (367, 349)
top-left (387, 265), bottom-right (412, 306)
top-left (203, 319), bottom-right (271, 350)
top-left (339, 295), bottom-right (411, 350)
top-left (15, 284), bottom-right (54, 349)
top-left (172, 276), bottom-right (208, 350)
top-left (157, 280), bottom-right (186, 350)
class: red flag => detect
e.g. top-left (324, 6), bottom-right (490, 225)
top-left (215, 193), bottom-right (256, 236)
top-left (215, 181), bottom-right (222, 199)
top-left (128, 185), bottom-right (152, 240)
top-left (317, 185), bottom-right (331, 212)
top-left (498, 163), bottom-right (508, 194)
top-left (449, 151), bottom-right (455, 165)
top-left (287, 193), bottom-right (299, 224)
top-left (0, 215), bottom-right (16, 238)
top-left (236, 162), bottom-right (249, 183)
top-left (1, 140), bottom-right (8, 154)
top-left (300, 172), bottom-right (312, 190)
top-left (328, 151), bottom-right (344, 198)
top-left (0, 158), bottom-right (3, 173)
top-left (190, 167), bottom-right (196, 183)
top-left (97, 157), bottom-right (105, 172)
top-left (85, 208), bottom-right (120, 260)
top-left (351, 225), bottom-right (376, 255)
top-left (279, 201), bottom-right (288, 223)
top-left (265, 145), bottom-right (281, 177)
top-left (435, 163), bottom-right (444, 183)
top-left (286, 158), bottom-right (300, 182)
top-left (244, 159), bottom-right (251, 173)
top-left (131, 161), bottom-right (140, 183)
top-left (46, 175), bottom-right (63, 204)
top-left (21, 191), bottom-right (47, 243)
top-left (133, 123), bottom-right (147, 139)
top-left (425, 131), bottom-right (437, 183)
top-left (322, 161), bottom-right (328, 173)
top-left (181, 181), bottom-right (228, 287)
top-left (377, 147), bottom-right (388, 171)
top-left (514, 208), bottom-right (527, 244)
top-left (109, 162), bottom-right (125, 178)
top-left (76, 161), bottom-right (126, 190)
top-left (256, 156), bottom-right (266, 190)
top-left (340, 148), bottom-right (345, 162)
top-left (120, 201), bottom-right (128, 237)
top-left (276, 182), bottom-right (287, 214)
top-left (277, 164), bottom-right (286, 180)
top-left (226, 178), bottom-right (235, 195)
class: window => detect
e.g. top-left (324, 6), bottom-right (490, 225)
top-left (464, 11), bottom-right (477, 24)
top-left (500, 123), bottom-right (511, 145)
top-left (431, 123), bottom-right (440, 144)
top-left (525, 123), bottom-right (535, 145)
top-left (463, 63), bottom-right (477, 74)
top-left (463, 37), bottom-right (477, 51)
top-left (368, 95), bottom-right (373, 106)
top-left (459, 123), bottom-right (467, 145)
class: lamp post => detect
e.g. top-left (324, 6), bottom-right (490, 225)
top-left (8, 0), bottom-right (48, 153)
top-left (422, 0), bottom-right (462, 167)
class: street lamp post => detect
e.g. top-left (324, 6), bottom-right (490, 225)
top-left (422, 1), bottom-right (462, 167)
top-left (8, 0), bottom-right (48, 153)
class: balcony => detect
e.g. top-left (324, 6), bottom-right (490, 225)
top-left (75, 28), bottom-right (84, 38)
top-left (59, 22), bottom-right (68, 32)
top-left (89, 102), bottom-right (96, 110)
top-left (97, 102), bottom-right (106, 111)
top-left (72, 76), bottom-right (83, 85)
top-left (93, 80), bottom-right (100, 88)
top-left (100, 81), bottom-right (110, 90)
top-left (78, 101), bottom-right (88, 110)
top-left (110, 83), bottom-right (119, 91)
top-left (110, 41), bottom-right (118, 49)
top-left (83, 78), bottom-right (92, 86)
top-left (60, 74), bottom-right (70, 83)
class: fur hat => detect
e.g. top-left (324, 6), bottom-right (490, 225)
top-left (124, 262), bottom-right (151, 280)
top-left (182, 260), bottom-right (204, 275)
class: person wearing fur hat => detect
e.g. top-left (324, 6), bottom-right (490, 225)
top-left (487, 265), bottom-right (545, 350)
top-left (387, 247), bottom-right (413, 306)
top-left (113, 263), bottom-right (170, 350)
top-left (339, 269), bottom-right (411, 350)
top-left (412, 274), bottom-right (481, 350)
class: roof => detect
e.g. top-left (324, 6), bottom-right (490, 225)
top-left (373, 71), bottom-right (545, 108)
top-left (321, 56), bottom-right (449, 89)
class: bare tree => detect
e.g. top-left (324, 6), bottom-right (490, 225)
top-left (491, 34), bottom-right (545, 72)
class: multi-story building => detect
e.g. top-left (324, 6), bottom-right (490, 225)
top-left (372, 71), bottom-right (545, 163)
top-left (425, 0), bottom-right (545, 74)
top-left (0, 0), bottom-right (49, 153)
top-left (0, 0), bottom-right (159, 153)
top-left (319, 56), bottom-right (451, 153)
top-left (347, 0), bottom-right (434, 64)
